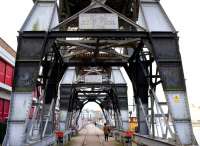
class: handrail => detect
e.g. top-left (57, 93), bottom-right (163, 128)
top-left (42, 99), bottom-right (55, 137)
top-left (29, 105), bottom-right (39, 137)
top-left (150, 90), bottom-right (174, 137)
top-left (138, 98), bottom-right (151, 133)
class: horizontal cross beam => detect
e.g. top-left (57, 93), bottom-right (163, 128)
top-left (20, 31), bottom-right (178, 39)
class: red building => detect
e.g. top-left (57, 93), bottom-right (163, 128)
top-left (0, 37), bottom-right (15, 127)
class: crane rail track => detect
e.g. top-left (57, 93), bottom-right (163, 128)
top-left (81, 126), bottom-right (88, 146)
top-left (81, 124), bottom-right (105, 146)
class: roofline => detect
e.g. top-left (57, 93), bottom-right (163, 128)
top-left (0, 37), bottom-right (16, 58)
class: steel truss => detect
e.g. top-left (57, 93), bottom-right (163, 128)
top-left (4, 0), bottom-right (197, 146)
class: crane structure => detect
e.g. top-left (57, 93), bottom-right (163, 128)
top-left (3, 0), bottom-right (198, 146)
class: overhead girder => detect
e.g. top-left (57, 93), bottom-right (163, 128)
top-left (59, 0), bottom-right (139, 21)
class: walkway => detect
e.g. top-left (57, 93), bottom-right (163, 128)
top-left (67, 124), bottom-right (123, 146)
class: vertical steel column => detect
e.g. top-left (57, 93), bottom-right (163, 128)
top-left (4, 1), bottom-right (59, 145)
top-left (129, 52), bottom-right (149, 135)
top-left (59, 67), bottom-right (76, 131)
top-left (110, 67), bottom-right (129, 130)
top-left (138, 0), bottom-right (197, 144)
top-left (149, 33), bottom-right (196, 144)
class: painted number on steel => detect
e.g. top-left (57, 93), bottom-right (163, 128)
top-left (79, 13), bottom-right (119, 29)
top-left (85, 75), bottom-right (102, 83)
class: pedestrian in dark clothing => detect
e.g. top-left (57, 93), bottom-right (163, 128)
top-left (103, 123), bottom-right (110, 141)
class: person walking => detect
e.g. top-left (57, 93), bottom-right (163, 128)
top-left (103, 123), bottom-right (110, 142)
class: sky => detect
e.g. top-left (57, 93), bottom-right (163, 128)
top-left (0, 0), bottom-right (200, 110)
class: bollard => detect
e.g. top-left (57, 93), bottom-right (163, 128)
top-left (122, 131), bottom-right (134, 146)
top-left (55, 131), bottom-right (64, 146)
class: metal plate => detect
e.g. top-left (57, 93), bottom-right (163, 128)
top-left (111, 67), bottom-right (126, 84)
top-left (60, 85), bottom-right (73, 98)
top-left (151, 37), bottom-right (180, 60)
top-left (13, 62), bottom-right (39, 92)
top-left (174, 121), bottom-right (193, 145)
top-left (79, 13), bottom-right (119, 30)
top-left (8, 123), bottom-right (27, 146)
top-left (17, 37), bottom-right (55, 60)
top-left (138, 1), bottom-right (175, 32)
top-left (10, 92), bottom-right (32, 120)
top-left (21, 1), bottom-right (58, 31)
top-left (118, 97), bottom-right (128, 109)
top-left (165, 91), bottom-right (190, 120)
top-left (159, 63), bottom-right (185, 90)
top-left (85, 75), bottom-right (102, 83)
top-left (18, 38), bottom-right (44, 60)
top-left (61, 67), bottom-right (76, 84)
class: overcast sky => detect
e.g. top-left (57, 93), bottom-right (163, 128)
top-left (0, 0), bottom-right (200, 109)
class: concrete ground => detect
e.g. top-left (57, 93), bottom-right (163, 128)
top-left (65, 124), bottom-right (123, 146)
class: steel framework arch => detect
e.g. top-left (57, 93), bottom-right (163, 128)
top-left (3, 0), bottom-right (197, 146)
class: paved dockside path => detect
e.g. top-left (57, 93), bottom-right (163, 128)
top-left (66, 124), bottom-right (123, 146)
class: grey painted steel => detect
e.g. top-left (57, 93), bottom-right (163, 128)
top-left (21, 0), bottom-right (59, 31)
top-left (4, 1), bottom-right (59, 146)
top-left (42, 99), bottom-right (54, 137)
top-left (138, 0), bottom-right (175, 32)
top-left (137, 0), bottom-right (196, 144)
top-left (59, 67), bottom-right (76, 110)
top-left (148, 34), bottom-right (196, 144)
top-left (164, 91), bottom-right (195, 144)
top-left (134, 134), bottom-right (177, 146)
top-left (138, 100), bottom-right (151, 133)
top-left (6, 0), bottom-right (197, 145)
top-left (152, 91), bottom-right (174, 138)
top-left (61, 67), bottom-right (76, 84)
top-left (14, 32), bottom-right (55, 92)
top-left (137, 103), bottom-right (149, 135)
top-left (24, 135), bottom-right (56, 146)
top-left (110, 67), bottom-right (126, 84)
top-left (4, 92), bottom-right (32, 146)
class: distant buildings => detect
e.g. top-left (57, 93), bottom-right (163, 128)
top-left (0, 37), bottom-right (15, 123)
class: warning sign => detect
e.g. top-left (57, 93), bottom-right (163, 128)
top-left (173, 95), bottom-right (180, 103)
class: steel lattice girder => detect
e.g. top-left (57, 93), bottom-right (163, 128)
top-left (58, 0), bottom-right (139, 22)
